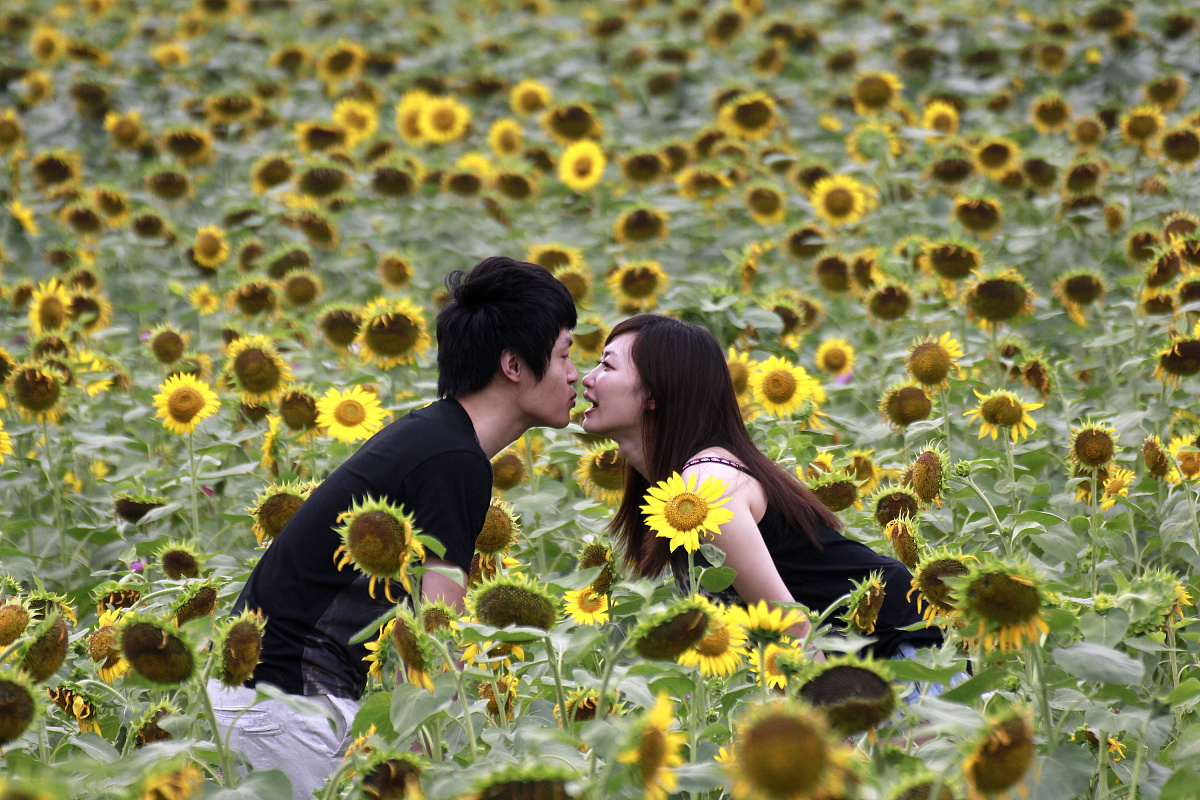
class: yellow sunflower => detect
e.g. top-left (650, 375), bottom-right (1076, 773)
top-left (331, 98), bottom-right (378, 148)
top-left (575, 442), bottom-right (627, 506)
top-left (746, 641), bottom-right (798, 688)
top-left (718, 91), bottom-right (778, 141)
top-left (418, 95), bottom-right (471, 145)
top-left (607, 260), bottom-right (668, 311)
top-left (1167, 436), bottom-right (1200, 483)
top-left (192, 225), bottom-right (229, 270)
top-left (749, 356), bottom-right (826, 418)
top-left (317, 386), bottom-right (387, 443)
top-left (905, 332), bottom-right (963, 391)
top-left (728, 599), bottom-right (804, 646)
top-left (809, 174), bottom-right (872, 227)
top-left (1100, 467), bottom-right (1135, 511)
top-left (393, 90), bottom-right (431, 145)
top-left (7, 201), bottom-right (38, 235)
top-left (677, 604), bottom-right (747, 677)
top-left (558, 140), bottom-right (606, 192)
top-left (617, 692), bottom-right (687, 800)
top-left (509, 79), bottom-right (552, 116)
top-left (223, 334), bottom-right (293, 404)
top-left (356, 297), bottom-right (432, 369)
top-left (814, 338), bottom-right (855, 377)
top-left (641, 472), bottom-right (734, 553)
top-left (963, 390), bottom-right (1042, 442)
top-left (487, 117), bottom-right (524, 157)
top-left (563, 588), bottom-right (609, 626)
top-left (153, 374), bottom-right (220, 436)
top-left (28, 279), bottom-right (70, 335)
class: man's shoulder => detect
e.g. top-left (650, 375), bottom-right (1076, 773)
top-left (357, 398), bottom-right (488, 470)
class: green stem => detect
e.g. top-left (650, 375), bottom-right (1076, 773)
top-left (188, 432), bottom-right (200, 540)
top-left (487, 672), bottom-right (510, 731)
top-left (1184, 481), bottom-right (1200, 559)
top-left (962, 476), bottom-right (1008, 558)
top-left (756, 643), bottom-right (770, 702)
top-left (321, 760), bottom-right (358, 800)
top-left (1097, 727), bottom-right (1109, 800)
top-left (1003, 427), bottom-right (1020, 519)
top-left (1090, 469), bottom-right (1102, 594)
top-left (588, 633), bottom-right (633, 777)
top-left (1030, 642), bottom-right (1057, 748)
top-left (42, 418), bottom-right (65, 566)
top-left (543, 634), bottom-right (569, 731)
top-left (197, 661), bottom-right (235, 786)
top-left (1126, 502), bottom-right (1141, 571)
top-left (1127, 721), bottom-right (1148, 800)
top-left (428, 637), bottom-right (480, 757)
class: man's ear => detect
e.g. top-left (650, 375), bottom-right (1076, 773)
top-left (499, 349), bottom-right (523, 383)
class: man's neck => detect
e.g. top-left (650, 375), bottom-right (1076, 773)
top-left (454, 391), bottom-right (530, 459)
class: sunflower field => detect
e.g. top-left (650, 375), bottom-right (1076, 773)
top-left (2, 0), bottom-right (1200, 797)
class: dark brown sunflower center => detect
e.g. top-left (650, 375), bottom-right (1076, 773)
top-left (348, 510), bottom-right (408, 573)
top-left (909, 343), bottom-right (951, 384)
top-left (366, 313), bottom-right (420, 356)
top-left (981, 395), bottom-right (1023, 426)
top-left (856, 76), bottom-right (894, 108)
top-left (822, 188), bottom-right (855, 217)
top-left (259, 493), bottom-right (304, 539)
top-left (886, 387), bottom-right (931, 426)
top-left (1073, 430), bottom-right (1114, 467)
top-left (739, 714), bottom-right (829, 796)
top-left (588, 450), bottom-right (627, 490)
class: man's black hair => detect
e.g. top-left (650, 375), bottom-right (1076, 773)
top-left (436, 256), bottom-right (577, 398)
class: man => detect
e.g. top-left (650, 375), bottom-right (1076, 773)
top-left (207, 256), bottom-right (578, 799)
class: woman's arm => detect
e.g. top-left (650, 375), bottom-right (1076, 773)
top-left (682, 461), bottom-right (812, 643)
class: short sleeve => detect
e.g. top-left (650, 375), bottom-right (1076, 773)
top-left (400, 449), bottom-right (492, 572)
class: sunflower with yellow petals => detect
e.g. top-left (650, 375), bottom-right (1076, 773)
top-left (558, 140), bottom-right (606, 192)
top-left (729, 600), bottom-right (804, 647)
top-left (677, 604), bottom-right (747, 678)
top-left (356, 297), bottom-right (432, 369)
top-left (809, 174), bottom-right (872, 227)
top-left (28, 279), bottom-right (70, 336)
top-left (749, 356), bottom-right (826, 418)
top-left (618, 692), bottom-right (688, 800)
top-left (950, 558), bottom-right (1051, 653)
top-left (641, 472), bottom-right (733, 553)
top-left (317, 386), bottom-right (387, 443)
top-left (153, 374), bottom-right (220, 436)
top-left (563, 587), bottom-right (609, 626)
top-left (223, 334), bottom-right (293, 404)
top-left (333, 496), bottom-right (424, 602)
top-left (1167, 436), bottom-right (1200, 483)
top-left (963, 390), bottom-right (1042, 442)
top-left (814, 338), bottom-right (855, 377)
top-left (418, 95), bottom-right (471, 145)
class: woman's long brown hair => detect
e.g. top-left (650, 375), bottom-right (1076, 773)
top-left (606, 315), bottom-right (842, 577)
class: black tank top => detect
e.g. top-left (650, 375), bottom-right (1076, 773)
top-left (670, 456), bottom-right (942, 658)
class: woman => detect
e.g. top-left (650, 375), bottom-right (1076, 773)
top-left (580, 314), bottom-right (942, 658)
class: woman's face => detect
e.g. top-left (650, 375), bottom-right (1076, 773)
top-left (580, 333), bottom-right (649, 441)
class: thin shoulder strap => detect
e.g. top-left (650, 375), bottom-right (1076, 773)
top-left (682, 456), bottom-right (754, 476)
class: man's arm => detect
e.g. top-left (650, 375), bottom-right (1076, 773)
top-left (420, 555), bottom-right (467, 612)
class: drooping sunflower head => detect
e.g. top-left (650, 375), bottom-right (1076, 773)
top-left (17, 612), bottom-right (69, 683)
top-left (727, 700), bottom-right (847, 800)
top-left (491, 447), bottom-right (527, 493)
top-left (469, 573), bottom-right (558, 631)
top-left (878, 382), bottom-right (933, 429)
top-left (798, 655), bottom-right (896, 735)
top-left (356, 297), bottom-right (432, 369)
top-left (806, 468), bottom-right (860, 514)
top-left (214, 609), bottom-right (265, 687)
top-left (315, 303), bottom-right (362, 352)
top-left (962, 268), bottom-right (1035, 329)
top-left (907, 444), bottom-right (948, 506)
top-left (119, 614), bottom-right (196, 684)
top-left (963, 708), bottom-right (1035, 798)
top-left (249, 480), bottom-right (314, 546)
top-left (614, 205), bottom-right (670, 244)
top-left (541, 102), bottom-right (601, 143)
top-left (333, 496), bottom-right (423, 600)
top-left (951, 558), bottom-right (1051, 653)
top-left (0, 668), bottom-right (42, 746)
top-left (841, 570), bottom-right (886, 636)
top-left (909, 548), bottom-right (976, 624)
top-left (171, 581), bottom-right (219, 627)
top-left (154, 540), bottom-right (204, 580)
top-left (883, 513), bottom-right (923, 570)
top-left (476, 498), bottom-right (520, 555)
top-left (11, 362), bottom-right (65, 423)
top-left (578, 541), bottom-right (617, 595)
top-left (0, 600), bottom-right (31, 648)
top-left (631, 596), bottom-right (714, 659)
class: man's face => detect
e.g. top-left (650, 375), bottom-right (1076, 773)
top-left (520, 329), bottom-right (579, 428)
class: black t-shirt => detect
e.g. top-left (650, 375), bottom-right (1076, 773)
top-left (672, 506), bottom-right (943, 658)
top-left (232, 398), bottom-right (491, 699)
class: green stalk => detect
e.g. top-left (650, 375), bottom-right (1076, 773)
top-left (42, 418), bottom-right (65, 566)
top-left (1029, 642), bottom-right (1057, 748)
top-left (543, 634), bottom-right (569, 731)
top-left (962, 476), bottom-right (1008, 558)
top-left (589, 633), bottom-right (633, 778)
top-left (1184, 481), bottom-right (1200, 559)
top-left (1003, 427), bottom-right (1020, 519)
top-left (1090, 468), bottom-right (1101, 594)
top-left (1126, 502), bottom-right (1141, 571)
top-left (187, 431), bottom-right (200, 540)
top-left (1097, 727), bottom-right (1109, 800)
top-left (196, 660), bottom-right (235, 786)
top-left (428, 636), bottom-right (480, 757)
